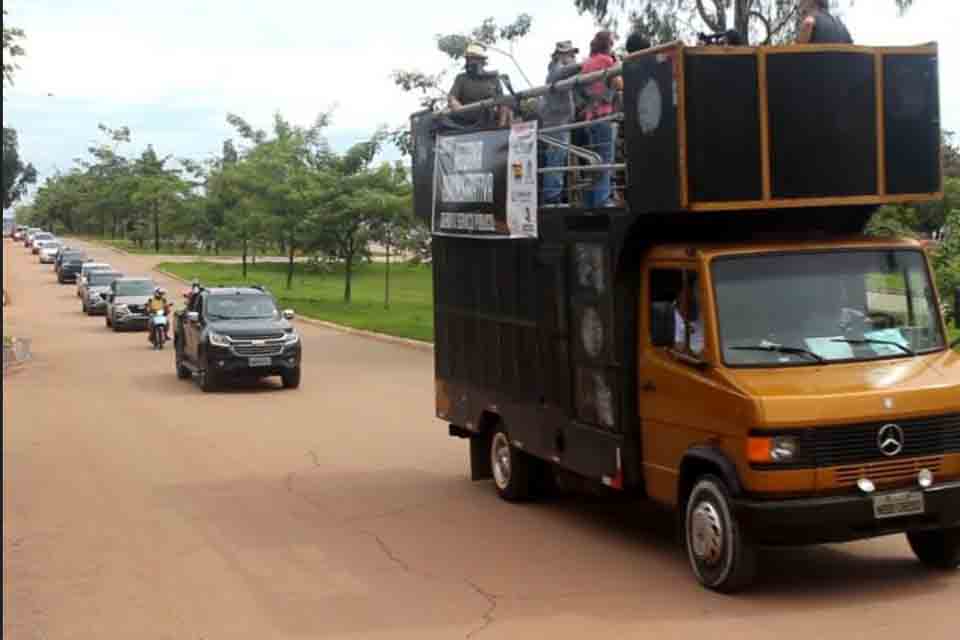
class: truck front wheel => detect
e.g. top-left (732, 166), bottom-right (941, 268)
top-left (490, 428), bottom-right (533, 502)
top-left (281, 367), bottom-right (301, 389)
top-left (684, 475), bottom-right (757, 593)
top-left (907, 529), bottom-right (960, 569)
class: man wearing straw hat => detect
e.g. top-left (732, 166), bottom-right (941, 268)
top-left (448, 43), bottom-right (509, 128)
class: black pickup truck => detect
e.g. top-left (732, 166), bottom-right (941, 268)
top-left (174, 285), bottom-right (302, 392)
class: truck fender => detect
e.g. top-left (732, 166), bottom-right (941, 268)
top-left (678, 446), bottom-right (743, 502)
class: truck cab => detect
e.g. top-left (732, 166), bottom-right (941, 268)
top-left (174, 286), bottom-right (302, 392)
top-left (413, 40), bottom-right (959, 591)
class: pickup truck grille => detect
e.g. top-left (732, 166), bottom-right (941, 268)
top-left (225, 333), bottom-right (284, 341)
top-left (233, 343), bottom-right (284, 357)
top-left (755, 414), bottom-right (960, 469)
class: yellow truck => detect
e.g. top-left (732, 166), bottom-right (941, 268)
top-left (412, 41), bottom-right (959, 591)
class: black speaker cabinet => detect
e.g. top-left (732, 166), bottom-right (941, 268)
top-left (623, 42), bottom-right (943, 214)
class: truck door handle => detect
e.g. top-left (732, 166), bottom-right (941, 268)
top-left (641, 381), bottom-right (657, 393)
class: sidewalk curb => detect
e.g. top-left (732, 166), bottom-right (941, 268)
top-left (153, 268), bottom-right (434, 353)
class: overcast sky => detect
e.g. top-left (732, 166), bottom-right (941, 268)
top-left (3, 0), bottom-right (958, 195)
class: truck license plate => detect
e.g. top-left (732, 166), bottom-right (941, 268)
top-left (873, 491), bottom-right (925, 520)
top-left (248, 357), bottom-right (271, 367)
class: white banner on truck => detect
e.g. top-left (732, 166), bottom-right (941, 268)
top-left (505, 121), bottom-right (539, 239)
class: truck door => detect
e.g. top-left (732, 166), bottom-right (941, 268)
top-left (637, 266), bottom-right (714, 505)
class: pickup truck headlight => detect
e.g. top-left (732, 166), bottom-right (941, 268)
top-left (208, 331), bottom-right (231, 348)
top-left (284, 331), bottom-right (300, 345)
top-left (114, 304), bottom-right (129, 315)
top-left (748, 435), bottom-right (799, 464)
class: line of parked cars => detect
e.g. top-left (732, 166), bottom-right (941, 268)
top-left (14, 227), bottom-right (303, 391)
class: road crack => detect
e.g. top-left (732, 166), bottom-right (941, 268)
top-left (361, 530), bottom-right (412, 573)
top-left (465, 580), bottom-right (498, 639)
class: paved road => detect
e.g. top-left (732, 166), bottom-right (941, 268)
top-left (3, 238), bottom-right (958, 639)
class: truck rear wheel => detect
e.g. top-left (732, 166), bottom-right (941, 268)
top-left (907, 529), bottom-right (960, 569)
top-left (684, 475), bottom-right (757, 593)
top-left (490, 428), bottom-right (533, 502)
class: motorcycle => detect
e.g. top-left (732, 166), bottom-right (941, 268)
top-left (150, 310), bottom-right (169, 350)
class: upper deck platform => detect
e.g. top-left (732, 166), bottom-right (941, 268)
top-left (410, 41), bottom-right (943, 239)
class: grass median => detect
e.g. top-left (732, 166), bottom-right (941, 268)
top-left (159, 261), bottom-right (434, 343)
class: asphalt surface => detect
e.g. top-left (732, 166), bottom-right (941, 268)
top-left (3, 238), bottom-right (959, 639)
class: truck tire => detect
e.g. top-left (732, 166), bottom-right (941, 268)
top-left (175, 353), bottom-right (191, 380)
top-left (106, 314), bottom-right (112, 328)
top-left (281, 367), bottom-right (301, 389)
top-left (490, 427), bottom-right (533, 502)
top-left (907, 529), bottom-right (960, 569)
top-left (199, 366), bottom-right (219, 393)
top-left (684, 475), bottom-right (757, 593)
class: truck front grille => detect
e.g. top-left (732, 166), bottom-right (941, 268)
top-left (833, 456), bottom-right (943, 487)
top-left (232, 343), bottom-right (284, 357)
top-left (225, 333), bottom-right (284, 341)
top-left (754, 414), bottom-right (960, 469)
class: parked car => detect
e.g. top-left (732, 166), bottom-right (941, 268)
top-left (37, 240), bottom-right (63, 263)
top-left (105, 277), bottom-right (157, 331)
top-left (57, 251), bottom-right (90, 283)
top-left (174, 285), bottom-right (301, 391)
top-left (23, 228), bottom-right (42, 247)
top-left (76, 262), bottom-right (112, 297)
top-left (29, 232), bottom-right (54, 253)
top-left (82, 271), bottom-right (123, 315)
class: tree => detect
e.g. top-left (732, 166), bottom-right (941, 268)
top-left (2, 127), bottom-right (37, 209)
top-left (130, 146), bottom-right (192, 253)
top-left (2, 9), bottom-right (26, 87)
top-left (574, 1), bottom-right (915, 45)
top-left (359, 164), bottom-right (413, 309)
top-left (227, 112), bottom-right (333, 290)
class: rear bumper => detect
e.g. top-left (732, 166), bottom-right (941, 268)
top-left (735, 481), bottom-right (960, 545)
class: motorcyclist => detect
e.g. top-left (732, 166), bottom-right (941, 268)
top-left (147, 287), bottom-right (172, 342)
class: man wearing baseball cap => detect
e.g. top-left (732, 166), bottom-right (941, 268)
top-left (541, 40), bottom-right (583, 205)
top-left (448, 43), bottom-right (509, 127)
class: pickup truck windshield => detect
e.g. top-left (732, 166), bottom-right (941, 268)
top-left (206, 295), bottom-right (278, 320)
top-left (712, 249), bottom-right (945, 366)
top-left (115, 281), bottom-right (155, 297)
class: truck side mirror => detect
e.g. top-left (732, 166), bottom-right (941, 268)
top-left (651, 302), bottom-right (676, 347)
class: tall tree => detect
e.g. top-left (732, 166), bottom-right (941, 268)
top-left (2, 9), bottom-right (26, 87)
top-left (2, 127), bottom-right (37, 209)
top-left (574, 1), bottom-right (915, 45)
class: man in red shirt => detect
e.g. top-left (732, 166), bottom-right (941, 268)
top-left (580, 31), bottom-right (623, 208)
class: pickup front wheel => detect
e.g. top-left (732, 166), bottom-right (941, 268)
top-left (199, 366), bottom-right (219, 393)
top-left (907, 528), bottom-right (960, 569)
top-left (684, 475), bottom-right (757, 593)
top-left (281, 367), bottom-right (301, 389)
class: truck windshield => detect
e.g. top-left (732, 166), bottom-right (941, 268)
top-left (206, 295), bottom-right (278, 320)
top-left (712, 249), bottom-right (945, 366)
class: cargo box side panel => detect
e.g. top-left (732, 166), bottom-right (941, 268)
top-left (768, 52), bottom-right (877, 199)
top-left (685, 53), bottom-right (762, 204)
top-left (884, 53), bottom-right (941, 195)
top-left (623, 50), bottom-right (683, 214)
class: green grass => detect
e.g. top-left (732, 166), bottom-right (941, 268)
top-left (159, 261), bottom-right (434, 342)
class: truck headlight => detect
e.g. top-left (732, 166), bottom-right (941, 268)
top-left (208, 331), bottom-right (231, 348)
top-left (748, 435), bottom-right (799, 464)
top-left (284, 331), bottom-right (300, 345)
top-left (114, 304), bottom-right (129, 315)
